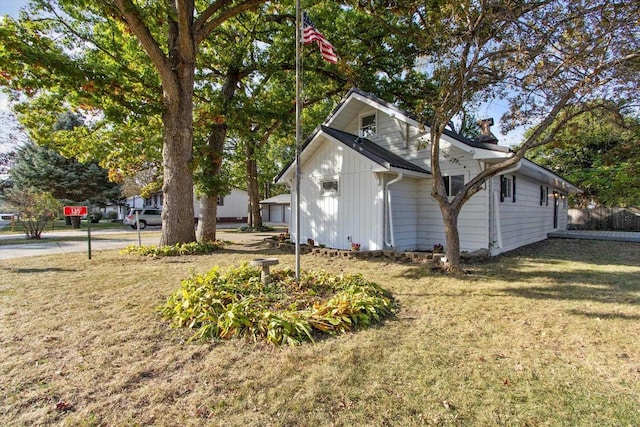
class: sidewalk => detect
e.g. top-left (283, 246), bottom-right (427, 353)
top-left (548, 230), bottom-right (640, 243)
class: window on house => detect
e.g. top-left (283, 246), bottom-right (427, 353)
top-left (444, 175), bottom-right (465, 197)
top-left (321, 179), bottom-right (339, 196)
top-left (217, 196), bottom-right (224, 206)
top-left (360, 113), bottom-right (377, 138)
top-left (540, 186), bottom-right (549, 206)
top-left (545, 187), bottom-right (549, 205)
top-left (500, 175), bottom-right (516, 202)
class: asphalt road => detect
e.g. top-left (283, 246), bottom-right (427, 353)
top-left (0, 226), bottom-right (276, 260)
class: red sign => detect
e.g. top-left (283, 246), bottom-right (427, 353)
top-left (63, 206), bottom-right (88, 216)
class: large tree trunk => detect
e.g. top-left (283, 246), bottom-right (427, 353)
top-left (430, 125), bottom-right (464, 274)
top-left (196, 67), bottom-right (239, 240)
top-left (245, 142), bottom-right (263, 229)
top-left (160, 100), bottom-right (196, 245)
top-left (196, 123), bottom-right (226, 242)
top-left (439, 204), bottom-right (463, 274)
top-left (159, 15), bottom-right (196, 246)
top-left (196, 196), bottom-right (218, 241)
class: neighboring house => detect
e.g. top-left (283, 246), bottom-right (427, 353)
top-left (125, 188), bottom-right (249, 223)
top-left (260, 194), bottom-right (291, 224)
top-left (275, 88), bottom-right (580, 255)
top-left (194, 188), bottom-right (249, 223)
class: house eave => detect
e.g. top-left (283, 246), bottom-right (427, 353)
top-left (326, 90), bottom-right (420, 129)
top-left (519, 159), bottom-right (582, 194)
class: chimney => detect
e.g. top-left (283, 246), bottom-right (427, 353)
top-left (475, 118), bottom-right (498, 144)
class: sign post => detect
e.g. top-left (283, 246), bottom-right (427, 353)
top-left (63, 206), bottom-right (91, 259)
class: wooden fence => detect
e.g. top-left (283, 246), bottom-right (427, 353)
top-left (568, 207), bottom-right (640, 231)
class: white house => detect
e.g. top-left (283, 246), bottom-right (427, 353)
top-left (275, 88), bottom-right (580, 255)
top-left (126, 188), bottom-right (249, 223)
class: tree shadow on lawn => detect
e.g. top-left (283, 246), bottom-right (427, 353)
top-left (2, 267), bottom-right (80, 274)
top-left (395, 239), bottom-right (640, 307)
top-left (482, 240), bottom-right (639, 309)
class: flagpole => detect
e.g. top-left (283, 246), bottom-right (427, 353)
top-left (294, 0), bottom-right (302, 280)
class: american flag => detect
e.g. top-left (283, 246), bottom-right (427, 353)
top-left (302, 12), bottom-right (337, 64)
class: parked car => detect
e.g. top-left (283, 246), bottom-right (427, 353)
top-left (0, 213), bottom-right (17, 230)
top-left (123, 208), bottom-right (162, 229)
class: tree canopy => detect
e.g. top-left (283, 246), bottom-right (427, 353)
top-left (10, 140), bottom-right (121, 205)
top-left (526, 107), bottom-right (640, 207)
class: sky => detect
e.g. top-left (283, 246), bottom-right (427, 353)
top-left (0, 0), bottom-right (27, 17)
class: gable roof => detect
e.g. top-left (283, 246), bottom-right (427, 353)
top-left (327, 87), bottom-right (511, 154)
top-left (274, 125), bottom-right (430, 184)
top-left (320, 126), bottom-right (430, 175)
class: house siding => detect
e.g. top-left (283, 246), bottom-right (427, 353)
top-left (491, 174), bottom-right (569, 254)
top-left (416, 179), bottom-right (489, 252)
top-left (194, 188), bottom-right (248, 221)
top-left (293, 138), bottom-right (384, 251)
top-left (387, 177), bottom-right (420, 251)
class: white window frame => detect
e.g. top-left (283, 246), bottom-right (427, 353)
top-left (501, 175), bottom-right (515, 202)
top-left (443, 174), bottom-right (465, 197)
top-left (321, 178), bottom-right (339, 196)
top-left (359, 111), bottom-right (378, 139)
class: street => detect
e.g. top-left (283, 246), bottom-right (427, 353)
top-left (0, 225), bottom-right (277, 260)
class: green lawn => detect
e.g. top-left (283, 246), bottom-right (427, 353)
top-left (0, 238), bottom-right (638, 426)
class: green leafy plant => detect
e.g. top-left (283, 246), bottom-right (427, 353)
top-left (159, 264), bottom-right (396, 346)
top-left (120, 241), bottom-right (224, 257)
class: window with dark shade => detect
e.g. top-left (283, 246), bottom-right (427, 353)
top-left (321, 179), bottom-right (339, 196)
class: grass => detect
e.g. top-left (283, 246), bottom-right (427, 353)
top-left (0, 239), bottom-right (638, 426)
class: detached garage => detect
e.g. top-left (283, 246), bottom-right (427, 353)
top-left (260, 194), bottom-right (291, 224)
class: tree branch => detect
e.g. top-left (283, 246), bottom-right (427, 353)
top-left (195, 0), bottom-right (265, 45)
top-left (107, 0), bottom-right (176, 98)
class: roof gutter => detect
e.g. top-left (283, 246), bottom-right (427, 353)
top-left (384, 172), bottom-right (404, 248)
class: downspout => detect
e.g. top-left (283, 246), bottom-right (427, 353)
top-left (384, 172), bottom-right (404, 248)
top-left (492, 161), bottom-right (522, 253)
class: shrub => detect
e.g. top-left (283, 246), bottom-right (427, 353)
top-left (159, 265), bottom-right (396, 346)
top-left (237, 225), bottom-right (275, 232)
top-left (120, 240), bottom-right (224, 257)
top-left (90, 212), bottom-right (104, 221)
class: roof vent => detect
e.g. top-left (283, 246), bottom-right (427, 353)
top-left (475, 118), bottom-right (498, 144)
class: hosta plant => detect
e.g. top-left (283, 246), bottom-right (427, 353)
top-left (121, 240), bottom-right (224, 257)
top-left (159, 264), bottom-right (396, 346)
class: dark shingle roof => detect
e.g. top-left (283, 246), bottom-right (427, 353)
top-left (273, 125), bottom-right (430, 183)
top-left (336, 88), bottom-right (510, 153)
top-left (320, 126), bottom-right (430, 175)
